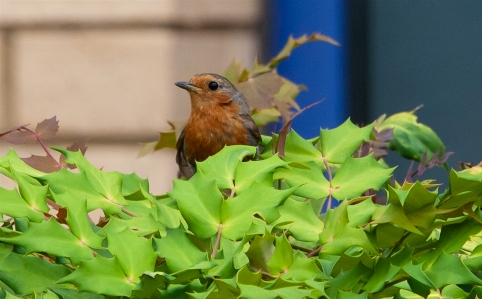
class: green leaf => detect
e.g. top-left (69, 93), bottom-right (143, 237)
top-left (234, 154), bottom-right (288, 194)
top-left (441, 284), bottom-right (467, 299)
top-left (245, 232), bottom-right (275, 273)
top-left (320, 119), bottom-right (374, 164)
top-left (0, 249), bottom-right (71, 296)
top-left (425, 252), bottom-right (482, 288)
top-left (155, 227), bottom-right (207, 273)
top-left (271, 286), bottom-right (314, 299)
top-left (169, 172), bottom-right (223, 239)
top-left (325, 262), bottom-right (370, 299)
top-left (221, 183), bottom-right (294, 240)
top-left (196, 145), bottom-right (257, 190)
top-left (274, 162), bottom-right (330, 200)
top-left (237, 284), bottom-right (277, 299)
top-left (120, 172), bottom-right (150, 198)
top-left (440, 169), bottom-right (482, 209)
top-left (105, 214), bottom-right (165, 237)
top-left (376, 111), bottom-right (445, 161)
top-left (0, 149), bottom-right (45, 179)
top-left (281, 130), bottom-right (323, 167)
top-left (320, 202), bottom-right (378, 254)
top-left (105, 227), bottom-right (156, 283)
top-left (52, 148), bottom-right (128, 208)
top-left (422, 217), bottom-right (482, 266)
top-left (58, 255), bottom-right (135, 296)
top-left (363, 258), bottom-right (400, 292)
top-left (12, 169), bottom-right (49, 213)
top-left (346, 198), bottom-right (378, 227)
top-left (272, 198), bottom-right (324, 242)
top-left (0, 218), bottom-right (94, 265)
top-left (50, 190), bottom-right (104, 249)
top-left (0, 187), bottom-right (45, 222)
top-left (375, 223), bottom-right (405, 248)
top-left (282, 254), bottom-right (328, 281)
top-left (268, 235), bottom-right (293, 275)
top-left (43, 169), bottom-right (123, 215)
top-left (374, 183), bottom-right (439, 235)
top-left (49, 286), bottom-right (105, 299)
top-left (331, 155), bottom-right (394, 200)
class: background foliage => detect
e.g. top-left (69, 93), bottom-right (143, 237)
top-left (1, 34), bottom-right (481, 299)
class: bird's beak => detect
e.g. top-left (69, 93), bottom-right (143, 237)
top-left (175, 81), bottom-right (201, 93)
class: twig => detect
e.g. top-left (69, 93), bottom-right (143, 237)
top-left (307, 246), bottom-right (322, 258)
top-left (211, 224), bottom-right (223, 259)
top-left (319, 157), bottom-right (334, 215)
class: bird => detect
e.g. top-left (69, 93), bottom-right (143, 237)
top-left (175, 73), bottom-right (261, 178)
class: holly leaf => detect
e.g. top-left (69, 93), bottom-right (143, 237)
top-left (0, 218), bottom-right (94, 265)
top-left (331, 155), bottom-right (395, 200)
top-left (320, 119), bottom-right (374, 164)
top-left (245, 232), bottom-right (275, 273)
top-left (0, 187), bottom-right (45, 222)
top-left (50, 190), bottom-right (104, 249)
top-left (12, 169), bottom-right (50, 213)
top-left (43, 168), bottom-right (124, 216)
top-left (272, 198), bottom-right (324, 242)
top-left (51, 148), bottom-right (129, 210)
top-left (169, 172), bottom-right (223, 239)
top-left (0, 249), bottom-right (71, 296)
top-left (280, 130), bottom-right (323, 167)
top-left (58, 255), bottom-right (135, 297)
top-left (155, 227), bottom-right (207, 273)
top-left (274, 162), bottom-right (330, 200)
top-left (234, 154), bottom-right (288, 194)
top-left (35, 116), bottom-right (59, 140)
top-left (425, 252), bottom-right (482, 288)
top-left (105, 227), bottom-right (157, 283)
top-left (222, 184), bottom-right (294, 240)
top-left (196, 145), bottom-right (257, 191)
top-left (267, 234), bottom-right (293, 275)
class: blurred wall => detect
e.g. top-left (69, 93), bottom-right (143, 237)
top-left (0, 0), bottom-right (262, 194)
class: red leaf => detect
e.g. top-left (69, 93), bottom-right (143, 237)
top-left (0, 130), bottom-right (36, 145)
top-left (21, 155), bottom-right (61, 173)
top-left (0, 124), bottom-right (28, 138)
top-left (35, 116), bottom-right (59, 140)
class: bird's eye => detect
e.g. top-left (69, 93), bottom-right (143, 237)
top-left (208, 81), bottom-right (219, 91)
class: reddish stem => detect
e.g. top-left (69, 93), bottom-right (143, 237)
top-left (211, 224), bottom-right (223, 259)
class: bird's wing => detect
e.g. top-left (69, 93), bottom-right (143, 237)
top-left (176, 128), bottom-right (195, 178)
top-left (240, 115), bottom-right (262, 159)
top-left (241, 115), bottom-right (262, 146)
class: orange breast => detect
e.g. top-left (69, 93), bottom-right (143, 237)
top-left (183, 103), bottom-right (250, 164)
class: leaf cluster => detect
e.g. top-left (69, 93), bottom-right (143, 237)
top-left (1, 109), bottom-right (482, 298)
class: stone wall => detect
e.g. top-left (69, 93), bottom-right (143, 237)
top-left (0, 0), bottom-right (263, 193)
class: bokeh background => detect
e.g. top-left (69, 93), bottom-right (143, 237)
top-left (1, 0), bottom-right (481, 193)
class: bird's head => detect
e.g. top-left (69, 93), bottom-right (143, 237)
top-left (175, 73), bottom-right (243, 109)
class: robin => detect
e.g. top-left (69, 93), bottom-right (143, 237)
top-left (175, 73), bottom-right (261, 178)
